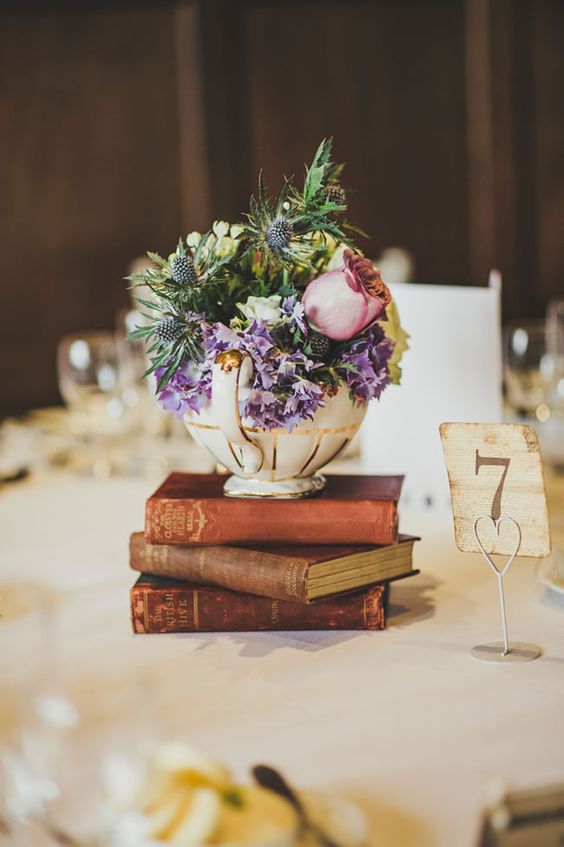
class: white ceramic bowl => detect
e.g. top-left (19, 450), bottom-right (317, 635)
top-left (185, 351), bottom-right (366, 498)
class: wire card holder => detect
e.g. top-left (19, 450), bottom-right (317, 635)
top-left (471, 514), bottom-right (540, 663)
top-left (440, 423), bottom-right (551, 664)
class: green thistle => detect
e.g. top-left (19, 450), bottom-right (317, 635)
top-left (124, 139), bottom-right (372, 393)
top-left (266, 217), bottom-right (294, 255)
top-left (127, 297), bottom-right (203, 390)
top-left (326, 183), bottom-right (347, 208)
top-left (309, 332), bottom-right (331, 359)
top-left (127, 230), bottom-right (241, 320)
top-left (155, 316), bottom-right (183, 345)
top-left (171, 253), bottom-right (198, 286)
top-left (241, 138), bottom-right (349, 269)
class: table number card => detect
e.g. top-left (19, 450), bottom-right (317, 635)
top-left (440, 422), bottom-right (551, 662)
top-left (439, 422), bottom-right (551, 559)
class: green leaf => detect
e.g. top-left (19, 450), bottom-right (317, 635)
top-left (303, 138), bottom-right (333, 202)
top-left (146, 251), bottom-right (170, 271)
top-left (257, 170), bottom-right (268, 211)
top-left (135, 296), bottom-right (160, 311)
top-left (156, 346), bottom-right (186, 391)
top-left (275, 177), bottom-right (293, 216)
top-left (304, 166), bottom-right (324, 202)
top-left (127, 326), bottom-right (152, 340)
top-left (381, 300), bottom-right (409, 384)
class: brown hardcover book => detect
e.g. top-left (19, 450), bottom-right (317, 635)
top-left (130, 574), bottom-right (389, 633)
top-left (130, 532), bottom-right (419, 604)
top-left (144, 473), bottom-right (403, 546)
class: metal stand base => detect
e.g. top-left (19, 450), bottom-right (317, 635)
top-left (471, 641), bottom-right (542, 663)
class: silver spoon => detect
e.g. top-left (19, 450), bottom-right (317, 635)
top-left (252, 764), bottom-right (341, 847)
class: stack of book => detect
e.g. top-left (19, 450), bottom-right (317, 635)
top-left (129, 473), bottom-right (419, 633)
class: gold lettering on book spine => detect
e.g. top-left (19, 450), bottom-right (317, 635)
top-left (285, 562), bottom-right (300, 599)
top-left (157, 500), bottom-right (209, 542)
top-left (185, 501), bottom-right (208, 542)
top-left (270, 600), bottom-right (280, 625)
top-left (164, 592), bottom-right (176, 628)
top-left (177, 597), bottom-right (190, 629)
top-left (192, 591), bottom-right (200, 631)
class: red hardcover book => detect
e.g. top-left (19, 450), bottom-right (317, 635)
top-left (130, 574), bottom-right (389, 633)
top-left (130, 532), bottom-right (418, 604)
top-left (144, 473), bottom-right (403, 547)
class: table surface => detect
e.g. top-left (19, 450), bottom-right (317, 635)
top-left (1, 447), bottom-right (563, 847)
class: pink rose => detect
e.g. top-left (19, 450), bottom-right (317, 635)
top-left (302, 250), bottom-right (391, 341)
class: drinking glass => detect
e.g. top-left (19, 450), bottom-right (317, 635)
top-left (504, 322), bottom-right (555, 419)
top-left (115, 308), bottom-right (168, 437)
top-left (57, 332), bottom-right (133, 476)
top-left (547, 299), bottom-right (564, 412)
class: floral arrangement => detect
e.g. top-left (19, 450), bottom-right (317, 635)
top-left (130, 140), bottom-right (408, 431)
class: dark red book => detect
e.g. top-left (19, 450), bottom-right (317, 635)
top-left (144, 473), bottom-right (403, 546)
top-left (130, 574), bottom-right (389, 633)
top-left (130, 532), bottom-right (418, 604)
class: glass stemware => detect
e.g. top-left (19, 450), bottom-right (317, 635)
top-left (503, 322), bottom-right (555, 420)
top-left (57, 332), bottom-right (134, 476)
top-left (547, 299), bottom-right (564, 413)
top-left (115, 308), bottom-right (168, 438)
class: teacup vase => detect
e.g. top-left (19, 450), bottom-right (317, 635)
top-left (184, 350), bottom-right (367, 498)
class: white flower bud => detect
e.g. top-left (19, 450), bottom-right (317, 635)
top-left (237, 294), bottom-right (282, 323)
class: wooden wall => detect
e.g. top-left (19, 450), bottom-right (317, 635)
top-left (1, 0), bottom-right (563, 414)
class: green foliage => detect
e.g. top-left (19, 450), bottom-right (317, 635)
top-left (381, 300), bottom-right (410, 384)
top-left (241, 137), bottom-right (357, 270)
top-left (126, 139), bottom-right (379, 389)
top-left (303, 138), bottom-right (333, 203)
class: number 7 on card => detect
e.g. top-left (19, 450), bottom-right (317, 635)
top-left (439, 423), bottom-right (551, 558)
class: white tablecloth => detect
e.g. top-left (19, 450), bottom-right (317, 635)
top-left (1, 457), bottom-right (563, 847)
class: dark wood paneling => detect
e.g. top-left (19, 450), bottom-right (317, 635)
top-left (464, 0), bottom-right (496, 287)
top-left (532, 0), bottom-right (564, 308)
top-left (243, 0), bottom-right (469, 283)
top-left (489, 0), bottom-right (539, 320)
top-left (0, 4), bottom-right (182, 413)
top-left (1, 0), bottom-right (563, 413)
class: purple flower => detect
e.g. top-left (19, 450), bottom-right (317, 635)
top-left (201, 322), bottom-right (240, 352)
top-left (156, 359), bottom-right (211, 418)
top-left (338, 324), bottom-right (394, 404)
top-left (156, 314), bottom-right (394, 431)
top-left (202, 320), bottom-right (324, 429)
top-left (242, 320), bottom-right (274, 359)
top-left (282, 295), bottom-right (308, 335)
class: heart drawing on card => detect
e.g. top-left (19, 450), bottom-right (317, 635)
top-left (473, 515), bottom-right (522, 577)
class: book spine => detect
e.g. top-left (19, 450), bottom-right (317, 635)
top-left (130, 582), bottom-right (387, 633)
top-left (130, 533), bottom-right (310, 603)
top-left (144, 497), bottom-right (397, 546)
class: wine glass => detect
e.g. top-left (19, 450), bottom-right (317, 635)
top-left (504, 320), bottom-right (564, 470)
top-left (115, 308), bottom-right (169, 437)
top-left (57, 332), bottom-right (133, 476)
top-left (547, 299), bottom-right (564, 412)
top-left (504, 322), bottom-right (555, 420)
